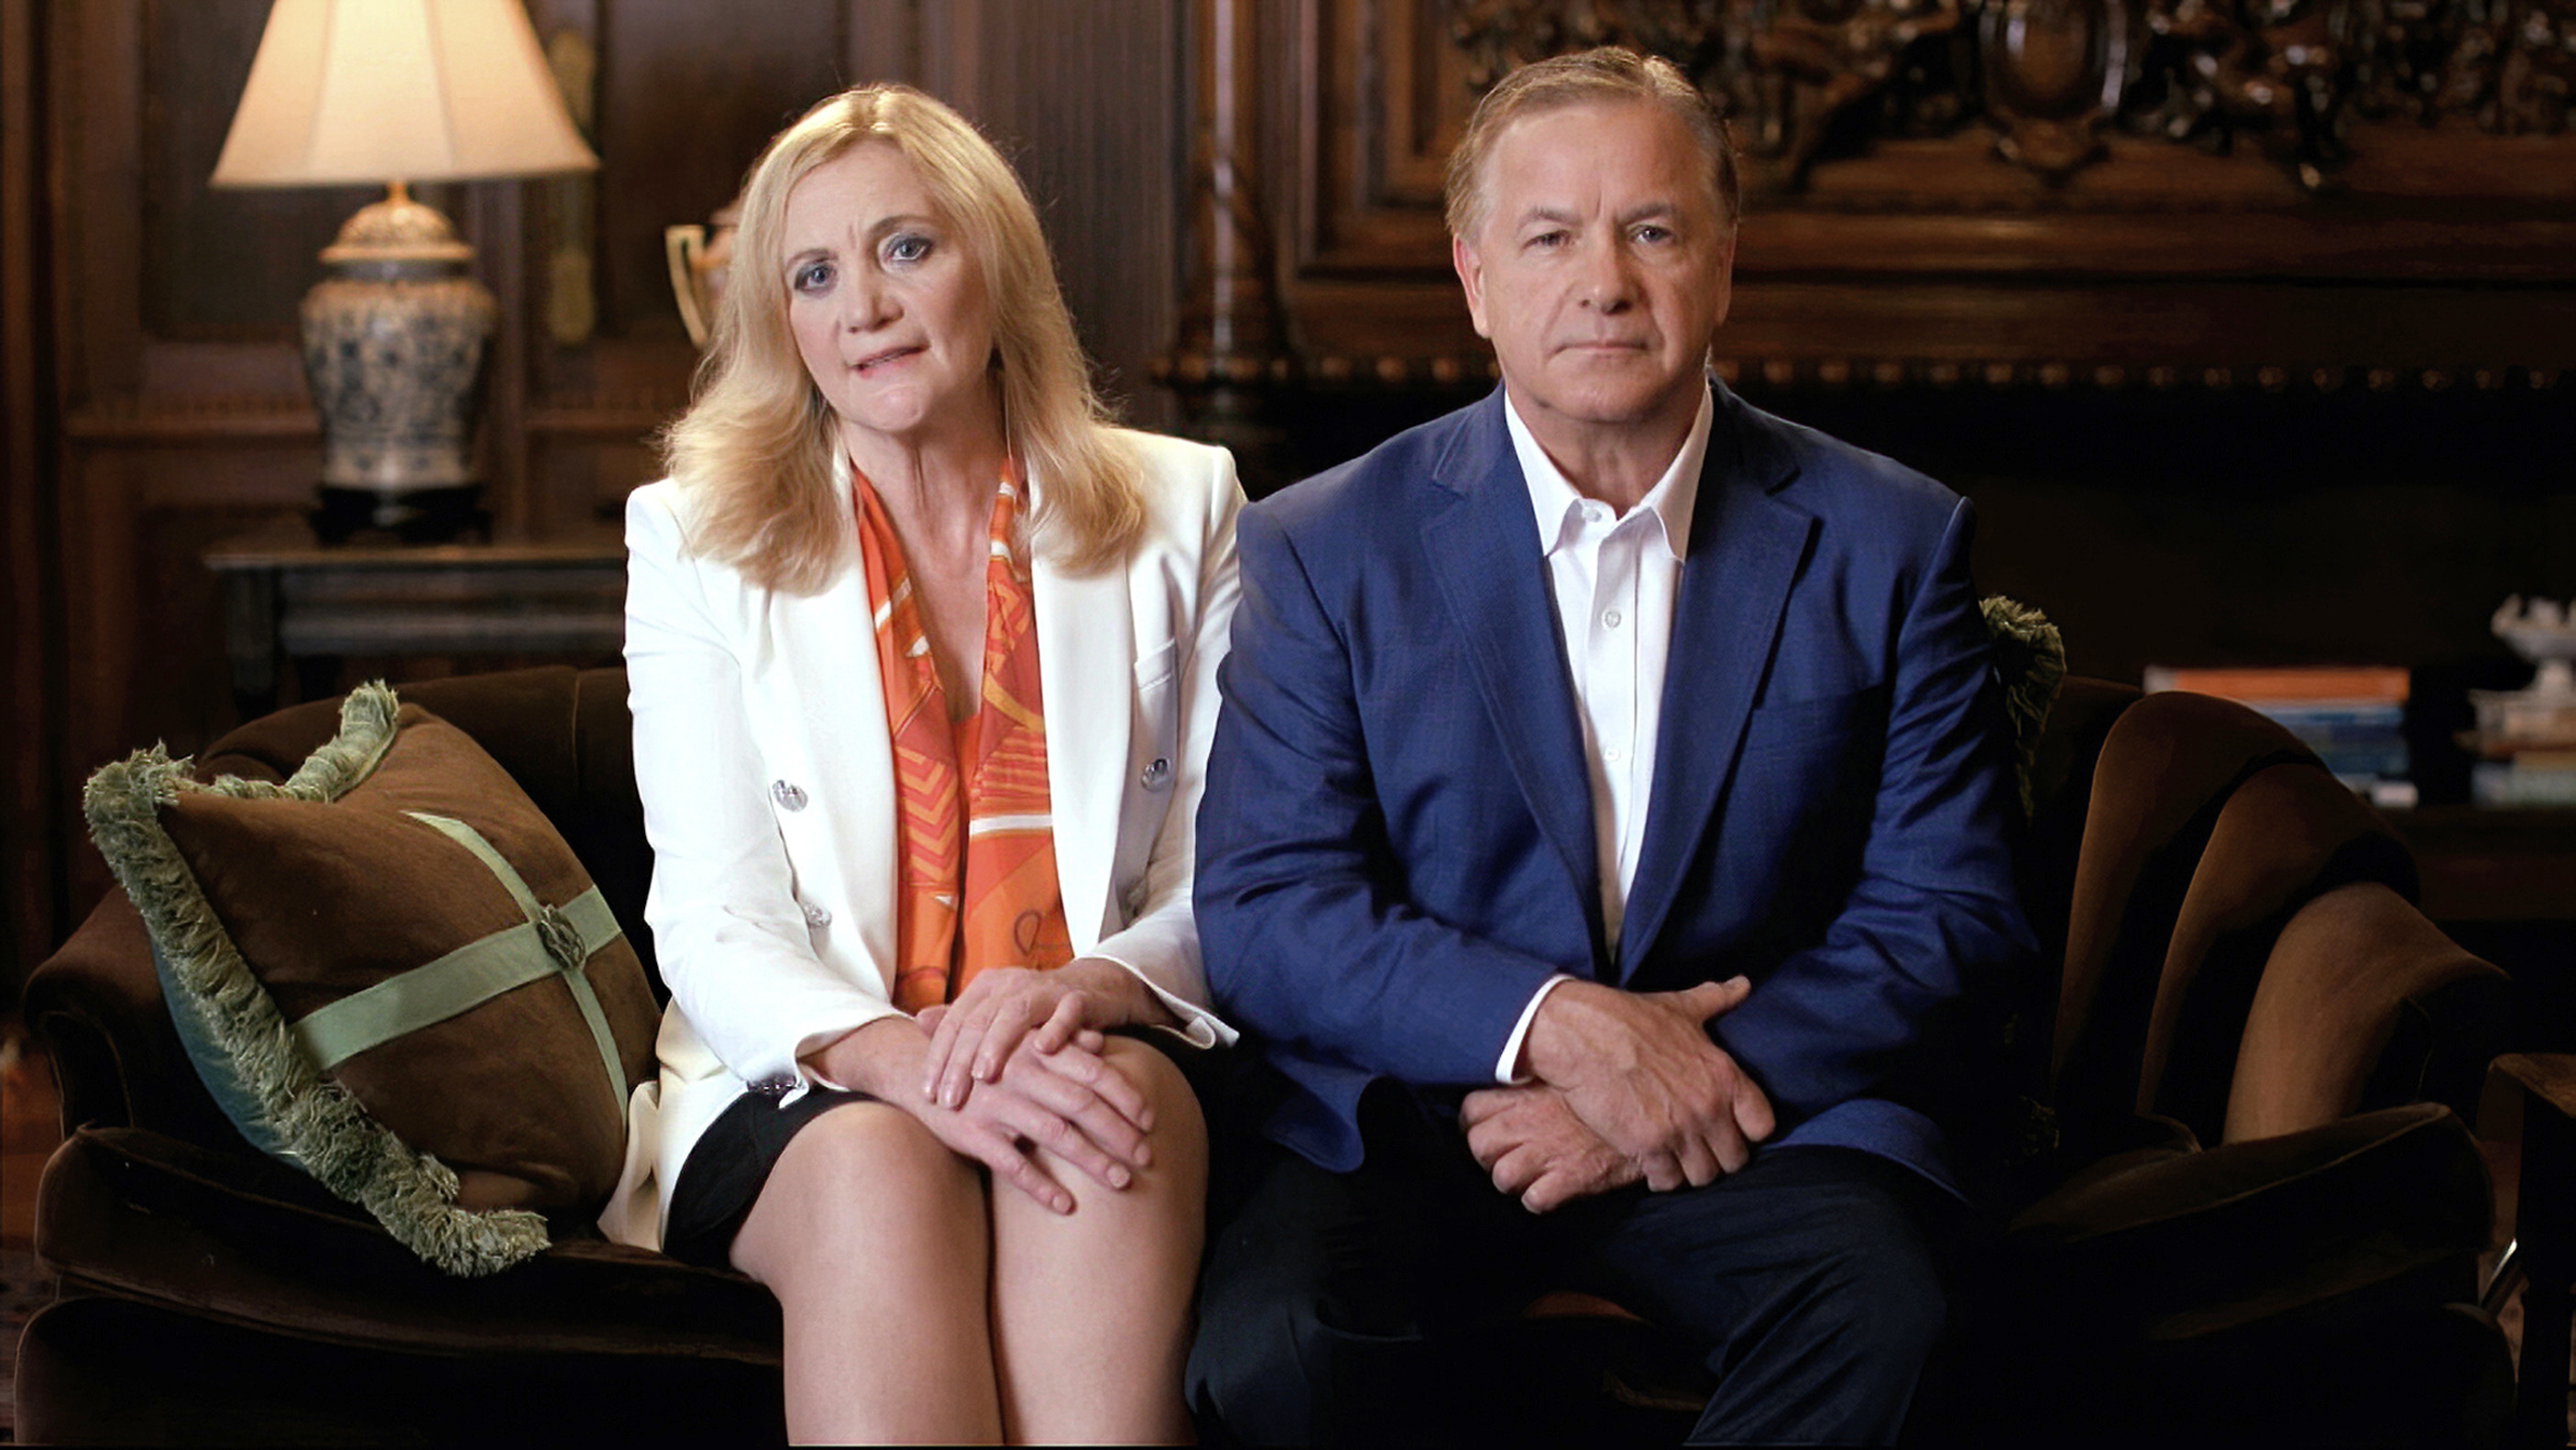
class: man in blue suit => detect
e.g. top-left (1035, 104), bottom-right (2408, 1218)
top-left (1186, 46), bottom-right (2033, 1446)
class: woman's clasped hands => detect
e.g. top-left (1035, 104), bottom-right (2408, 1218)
top-left (907, 959), bottom-right (1178, 1214)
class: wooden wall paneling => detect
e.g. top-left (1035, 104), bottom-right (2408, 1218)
top-left (1157, 0), bottom-right (1332, 491)
top-left (951, 0), bottom-right (1184, 431)
top-left (5, 0), bottom-right (61, 995)
top-left (468, 181), bottom-right (535, 536)
top-left (847, 1), bottom-right (925, 82)
top-left (1300, 0), bottom-right (1460, 268)
top-left (1281, 0), bottom-right (1478, 368)
top-left (1261, 0), bottom-right (2576, 381)
top-left (915, 0), bottom-right (981, 105)
top-left (42, 2), bottom-right (324, 950)
top-left (49, 435), bottom-right (321, 929)
top-left (57, 0), bottom-right (144, 410)
top-left (137, 1), bottom-right (376, 344)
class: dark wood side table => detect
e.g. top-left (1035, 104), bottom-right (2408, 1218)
top-left (2490, 1054), bottom-right (2574, 1448)
top-left (205, 518), bottom-right (626, 720)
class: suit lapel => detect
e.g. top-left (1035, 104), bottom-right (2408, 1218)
top-left (1031, 514), bottom-right (1134, 952)
top-left (1617, 390), bottom-right (1814, 980)
top-left (1420, 392), bottom-right (1607, 962)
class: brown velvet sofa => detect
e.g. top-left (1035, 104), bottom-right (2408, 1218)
top-left (16, 665), bottom-right (2517, 1445)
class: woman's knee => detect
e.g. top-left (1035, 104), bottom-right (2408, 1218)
top-left (755, 1102), bottom-right (984, 1245)
top-left (1100, 1037), bottom-right (1210, 1167)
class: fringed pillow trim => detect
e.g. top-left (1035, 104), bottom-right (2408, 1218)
top-left (82, 683), bottom-right (550, 1277)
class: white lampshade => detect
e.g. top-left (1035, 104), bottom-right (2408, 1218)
top-left (212, 0), bottom-right (598, 188)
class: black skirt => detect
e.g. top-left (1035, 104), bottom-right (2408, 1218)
top-left (660, 1084), bottom-right (878, 1269)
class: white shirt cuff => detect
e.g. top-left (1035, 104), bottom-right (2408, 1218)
top-left (1087, 952), bottom-right (1239, 1049)
top-left (1497, 974), bottom-right (1574, 1083)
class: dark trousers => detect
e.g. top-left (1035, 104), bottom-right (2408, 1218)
top-left (1186, 1082), bottom-right (1962, 1446)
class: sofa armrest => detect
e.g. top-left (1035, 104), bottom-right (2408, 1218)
top-left (2224, 882), bottom-right (2511, 1143)
top-left (24, 889), bottom-right (246, 1148)
top-left (2001, 1101), bottom-right (2493, 1343)
top-left (35, 1123), bottom-right (780, 1362)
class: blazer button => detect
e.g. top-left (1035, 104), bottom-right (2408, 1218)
top-left (751, 1075), bottom-right (795, 1098)
top-left (1139, 757), bottom-right (1172, 790)
top-left (802, 902), bottom-right (832, 928)
top-left (771, 779), bottom-right (808, 811)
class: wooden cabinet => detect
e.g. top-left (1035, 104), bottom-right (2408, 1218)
top-left (203, 520), bottom-right (627, 720)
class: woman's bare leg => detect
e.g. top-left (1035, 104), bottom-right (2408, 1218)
top-left (732, 1100), bottom-right (1003, 1445)
top-left (988, 1038), bottom-right (1208, 1444)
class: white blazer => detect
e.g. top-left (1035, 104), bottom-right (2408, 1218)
top-left (599, 430), bottom-right (1244, 1250)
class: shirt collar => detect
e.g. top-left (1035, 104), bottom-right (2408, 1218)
top-left (1506, 381), bottom-right (1711, 563)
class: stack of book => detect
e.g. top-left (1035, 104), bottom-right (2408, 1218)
top-left (2143, 665), bottom-right (2417, 808)
top-left (2471, 747), bottom-right (2576, 806)
top-left (2466, 685), bottom-right (2576, 809)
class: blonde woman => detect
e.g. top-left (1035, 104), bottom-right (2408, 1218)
top-left (607, 83), bottom-right (1240, 1444)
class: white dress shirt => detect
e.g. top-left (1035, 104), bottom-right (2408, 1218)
top-left (1491, 383), bottom-right (1715, 1080)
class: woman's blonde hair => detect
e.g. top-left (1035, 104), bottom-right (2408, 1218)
top-left (662, 83), bottom-right (1142, 591)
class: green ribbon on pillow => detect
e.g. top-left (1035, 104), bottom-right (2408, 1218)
top-left (288, 812), bottom-right (629, 1103)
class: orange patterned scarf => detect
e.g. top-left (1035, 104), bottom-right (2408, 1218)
top-left (855, 467), bottom-right (1074, 1014)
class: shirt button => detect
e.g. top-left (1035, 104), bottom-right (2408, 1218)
top-left (802, 902), bottom-right (832, 928)
top-left (1605, 746), bottom-right (1628, 764)
top-left (771, 780), bottom-right (808, 811)
top-left (1603, 609), bottom-right (1623, 629)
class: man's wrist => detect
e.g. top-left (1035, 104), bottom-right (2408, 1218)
top-left (1518, 979), bottom-right (1621, 1087)
top-left (1060, 955), bottom-right (1173, 1028)
top-left (1500, 974), bottom-right (1575, 1082)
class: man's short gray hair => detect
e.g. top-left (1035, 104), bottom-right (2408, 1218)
top-left (1442, 47), bottom-right (1741, 240)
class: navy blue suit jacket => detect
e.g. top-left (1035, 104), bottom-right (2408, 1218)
top-left (1195, 382), bottom-right (2033, 1190)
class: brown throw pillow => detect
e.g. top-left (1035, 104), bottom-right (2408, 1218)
top-left (83, 684), bottom-right (658, 1276)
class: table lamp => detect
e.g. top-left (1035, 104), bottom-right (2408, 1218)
top-left (212, 0), bottom-right (598, 539)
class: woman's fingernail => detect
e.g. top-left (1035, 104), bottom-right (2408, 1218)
top-left (1110, 1166), bottom-right (1131, 1188)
